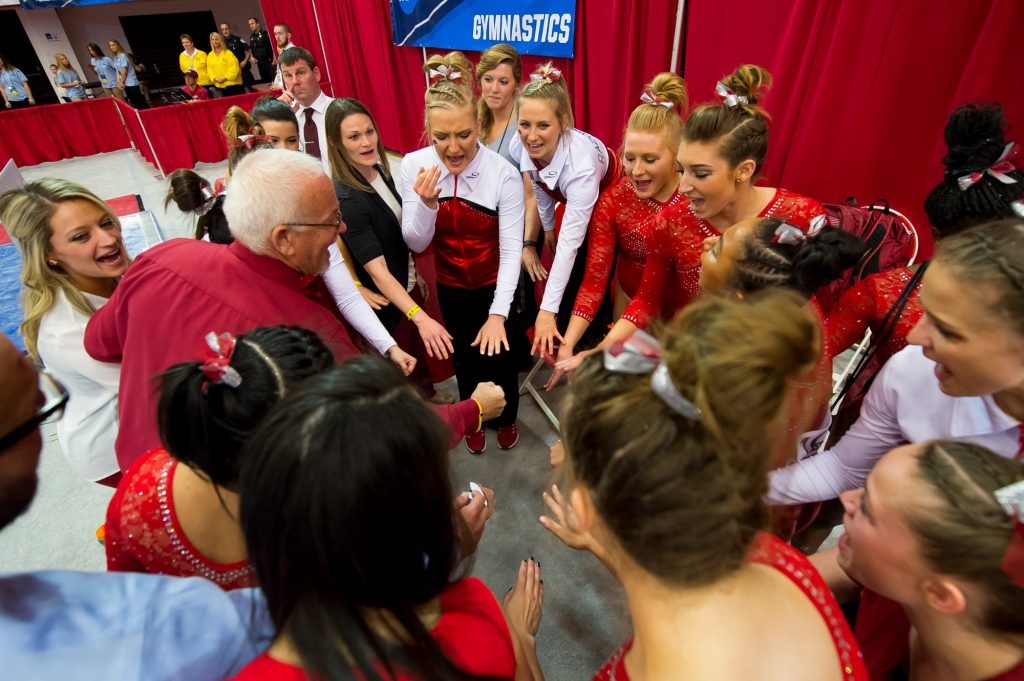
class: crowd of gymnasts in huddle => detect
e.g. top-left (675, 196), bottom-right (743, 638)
top-left (4, 39), bottom-right (1024, 680)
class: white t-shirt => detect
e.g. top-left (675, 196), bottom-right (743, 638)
top-left (36, 289), bottom-right (121, 481)
top-left (768, 345), bottom-right (1022, 504)
top-left (294, 90), bottom-right (332, 176)
top-left (509, 129), bottom-right (609, 313)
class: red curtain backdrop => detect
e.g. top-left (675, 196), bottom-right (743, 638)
top-left (0, 99), bottom-right (131, 168)
top-left (259, 0), bottom-right (330, 86)
top-left (260, 0), bottom-right (681, 154)
top-left (683, 0), bottom-right (1024, 258)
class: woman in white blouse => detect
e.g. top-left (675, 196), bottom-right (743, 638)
top-left (509, 63), bottom-right (620, 356)
top-left (769, 219), bottom-right (1024, 504)
top-left (0, 180), bottom-right (128, 486)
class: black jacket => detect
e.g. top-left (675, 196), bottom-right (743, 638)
top-left (336, 171), bottom-right (409, 330)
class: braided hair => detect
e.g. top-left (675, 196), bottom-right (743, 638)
top-left (157, 326), bottom-right (334, 490)
top-left (729, 217), bottom-right (867, 298)
top-left (924, 103), bottom-right (1024, 236)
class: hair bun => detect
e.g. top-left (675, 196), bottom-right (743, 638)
top-left (719, 64), bottom-right (772, 107)
top-left (644, 72), bottom-right (688, 109)
top-left (422, 51), bottom-right (473, 85)
top-left (943, 103), bottom-right (1011, 174)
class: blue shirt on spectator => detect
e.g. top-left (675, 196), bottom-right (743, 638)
top-left (1, 68), bottom-right (28, 102)
top-left (57, 69), bottom-right (87, 98)
top-left (91, 56), bottom-right (118, 88)
top-left (0, 570), bottom-right (272, 680)
top-left (112, 53), bottom-right (138, 87)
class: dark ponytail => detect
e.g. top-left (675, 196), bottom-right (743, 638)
top-left (164, 169), bottom-right (232, 244)
top-left (156, 325), bottom-right (334, 490)
top-left (733, 217), bottom-right (867, 297)
top-left (924, 103), bottom-right (1024, 236)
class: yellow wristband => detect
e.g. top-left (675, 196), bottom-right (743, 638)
top-left (353, 279), bottom-right (362, 286)
top-left (471, 398), bottom-right (483, 432)
top-left (406, 304), bottom-right (422, 320)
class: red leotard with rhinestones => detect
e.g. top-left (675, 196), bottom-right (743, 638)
top-left (593, 533), bottom-right (868, 681)
top-left (571, 176), bottom-right (687, 322)
top-left (105, 448), bottom-right (254, 590)
top-left (622, 188), bottom-right (824, 328)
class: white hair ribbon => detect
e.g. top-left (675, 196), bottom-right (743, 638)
top-left (996, 480), bottom-right (1024, 518)
top-left (530, 66), bottom-right (562, 83)
top-left (957, 141), bottom-right (1019, 191)
top-left (715, 80), bottom-right (748, 108)
top-left (603, 330), bottom-right (702, 421)
top-left (640, 90), bottom-right (673, 109)
top-left (428, 65), bottom-right (462, 84)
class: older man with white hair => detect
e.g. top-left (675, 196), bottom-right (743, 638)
top-left (87, 150), bottom-right (500, 471)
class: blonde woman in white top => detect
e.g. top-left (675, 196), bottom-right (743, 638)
top-left (0, 179), bottom-right (128, 485)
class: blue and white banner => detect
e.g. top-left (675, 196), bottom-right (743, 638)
top-left (391, 0), bottom-right (575, 59)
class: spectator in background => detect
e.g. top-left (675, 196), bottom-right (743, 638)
top-left (276, 47), bottom-right (330, 173)
top-left (208, 32), bottom-right (244, 97)
top-left (54, 53), bottom-right (87, 102)
top-left (108, 40), bottom-right (145, 108)
top-left (127, 53), bottom-right (150, 102)
top-left (0, 53), bottom-right (34, 109)
top-left (271, 23), bottom-right (295, 89)
top-left (49, 64), bottom-right (70, 103)
top-left (181, 69), bottom-right (209, 102)
top-left (86, 43), bottom-right (123, 100)
top-left (178, 34), bottom-right (211, 95)
top-left (248, 17), bottom-right (273, 83)
top-left (220, 22), bottom-right (254, 93)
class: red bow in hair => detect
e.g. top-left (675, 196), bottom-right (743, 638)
top-left (640, 90), bottom-right (674, 110)
top-left (530, 66), bottom-right (562, 83)
top-left (200, 332), bottom-right (242, 388)
top-left (428, 64), bottom-right (462, 84)
top-left (228, 134), bottom-right (271, 150)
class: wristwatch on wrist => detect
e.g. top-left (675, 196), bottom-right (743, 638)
top-left (523, 239), bottom-right (539, 250)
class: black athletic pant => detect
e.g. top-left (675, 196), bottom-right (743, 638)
top-left (123, 85), bottom-right (146, 109)
top-left (437, 282), bottom-right (520, 428)
top-left (557, 232), bottom-right (612, 350)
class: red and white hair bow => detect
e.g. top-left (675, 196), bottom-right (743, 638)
top-left (428, 64), bottom-right (462, 84)
top-left (201, 331), bottom-right (242, 388)
top-left (771, 215), bottom-right (825, 246)
top-left (957, 141), bottom-right (1019, 191)
top-left (715, 80), bottom-right (748, 108)
top-left (531, 66), bottom-right (562, 83)
top-left (640, 90), bottom-right (673, 109)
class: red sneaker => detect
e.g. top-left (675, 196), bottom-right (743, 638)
top-left (497, 423), bottom-right (520, 450)
top-left (466, 430), bottom-right (486, 455)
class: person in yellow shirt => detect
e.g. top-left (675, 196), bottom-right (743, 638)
top-left (179, 34), bottom-right (211, 94)
top-left (206, 32), bottom-right (243, 97)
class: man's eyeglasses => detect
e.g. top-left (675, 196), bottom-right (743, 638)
top-left (0, 371), bottom-right (69, 453)
top-left (282, 209), bottom-right (344, 230)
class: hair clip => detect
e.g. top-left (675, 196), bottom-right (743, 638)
top-left (715, 81), bottom-right (748, 108)
top-left (604, 330), bottom-right (701, 420)
top-left (428, 64), bottom-right (462, 84)
top-left (995, 480), bottom-right (1024, 588)
top-left (200, 331), bottom-right (242, 388)
top-left (530, 66), bottom-right (562, 83)
top-left (640, 90), bottom-right (673, 109)
top-left (957, 141), bottom-right (1019, 191)
top-left (770, 221), bottom-right (807, 245)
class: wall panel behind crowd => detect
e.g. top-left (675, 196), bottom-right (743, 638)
top-left (57, 0), bottom-right (263, 87)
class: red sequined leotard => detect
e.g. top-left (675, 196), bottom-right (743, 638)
top-left (593, 532), bottom-right (868, 681)
top-left (622, 189), bottom-right (824, 327)
top-left (571, 176), bottom-right (687, 322)
top-left (105, 448), bottom-right (254, 590)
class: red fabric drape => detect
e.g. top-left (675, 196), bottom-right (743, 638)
top-left (259, 0), bottom-right (330, 85)
top-left (0, 99), bottom-right (131, 167)
top-left (683, 0), bottom-right (1024, 259)
top-left (261, 0), bottom-right (681, 154)
top-left (114, 98), bottom-right (154, 167)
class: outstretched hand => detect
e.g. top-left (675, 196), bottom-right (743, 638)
top-left (413, 165), bottom-right (443, 209)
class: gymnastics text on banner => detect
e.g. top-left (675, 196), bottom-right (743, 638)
top-left (390, 0), bottom-right (575, 59)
